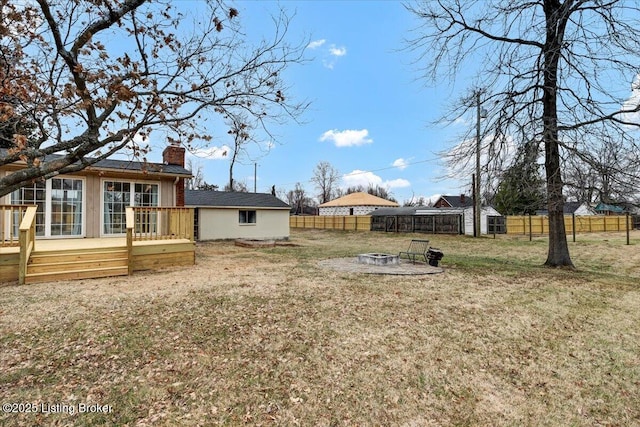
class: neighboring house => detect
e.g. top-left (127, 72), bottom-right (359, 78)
top-left (536, 201), bottom-right (596, 216)
top-left (0, 145), bottom-right (191, 238)
top-left (318, 192), bottom-right (399, 216)
top-left (433, 194), bottom-right (474, 209)
top-left (185, 190), bottom-right (290, 240)
top-left (595, 202), bottom-right (626, 216)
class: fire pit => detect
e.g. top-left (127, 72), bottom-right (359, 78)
top-left (357, 253), bottom-right (399, 266)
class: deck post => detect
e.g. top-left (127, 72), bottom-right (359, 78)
top-left (126, 207), bottom-right (134, 275)
top-left (18, 206), bottom-right (37, 285)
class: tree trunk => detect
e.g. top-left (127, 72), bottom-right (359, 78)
top-left (545, 138), bottom-right (573, 267)
top-left (542, 0), bottom-right (574, 268)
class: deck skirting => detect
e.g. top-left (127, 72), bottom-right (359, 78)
top-left (0, 238), bottom-right (195, 285)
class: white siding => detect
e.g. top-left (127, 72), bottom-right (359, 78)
top-left (462, 207), bottom-right (502, 235)
top-left (573, 204), bottom-right (595, 216)
top-left (319, 206), bottom-right (385, 216)
top-left (197, 207), bottom-right (289, 240)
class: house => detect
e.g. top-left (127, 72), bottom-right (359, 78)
top-left (595, 202), bottom-right (625, 216)
top-left (1, 144), bottom-right (195, 284)
top-left (318, 192), bottom-right (399, 216)
top-left (433, 194), bottom-right (474, 209)
top-left (185, 190), bottom-right (290, 240)
top-left (1, 145), bottom-right (191, 238)
top-left (536, 201), bottom-right (597, 216)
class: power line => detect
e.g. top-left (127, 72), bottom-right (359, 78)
top-left (271, 157), bottom-right (440, 189)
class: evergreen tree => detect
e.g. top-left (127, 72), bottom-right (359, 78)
top-left (494, 144), bottom-right (545, 215)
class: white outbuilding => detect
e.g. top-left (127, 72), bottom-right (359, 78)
top-left (185, 190), bottom-right (291, 240)
top-left (318, 192), bottom-right (399, 216)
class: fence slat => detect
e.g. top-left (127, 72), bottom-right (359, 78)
top-left (505, 215), bottom-right (629, 235)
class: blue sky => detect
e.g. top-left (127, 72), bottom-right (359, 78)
top-left (176, 1), bottom-right (474, 204)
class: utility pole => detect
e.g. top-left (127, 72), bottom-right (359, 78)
top-left (475, 90), bottom-right (485, 238)
top-left (254, 163), bottom-right (257, 193)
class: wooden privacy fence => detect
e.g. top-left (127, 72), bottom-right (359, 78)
top-left (506, 215), bottom-right (631, 235)
top-left (289, 215), bottom-right (371, 231)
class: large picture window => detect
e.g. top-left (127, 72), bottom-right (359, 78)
top-left (11, 178), bottom-right (84, 237)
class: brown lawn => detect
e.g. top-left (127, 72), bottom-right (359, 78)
top-left (1, 229), bottom-right (639, 426)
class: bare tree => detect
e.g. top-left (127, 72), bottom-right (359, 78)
top-left (407, 0), bottom-right (640, 268)
top-left (223, 180), bottom-right (248, 192)
top-left (185, 158), bottom-right (204, 191)
top-left (0, 0), bottom-right (308, 198)
top-left (563, 138), bottom-right (640, 204)
top-left (286, 182), bottom-right (314, 214)
top-left (342, 184), bottom-right (397, 203)
top-left (310, 161), bottom-right (340, 204)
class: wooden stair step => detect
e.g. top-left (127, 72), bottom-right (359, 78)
top-left (29, 249), bottom-right (127, 264)
top-left (27, 257), bottom-right (128, 275)
top-left (25, 266), bottom-right (129, 284)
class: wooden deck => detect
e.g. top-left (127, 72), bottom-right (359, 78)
top-left (0, 237), bottom-right (195, 284)
top-left (1, 205), bottom-right (195, 285)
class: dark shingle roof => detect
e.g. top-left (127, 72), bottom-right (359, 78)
top-left (438, 195), bottom-right (474, 208)
top-left (185, 190), bottom-right (290, 209)
top-left (91, 158), bottom-right (191, 176)
top-left (0, 148), bottom-right (191, 176)
top-left (537, 202), bottom-right (594, 215)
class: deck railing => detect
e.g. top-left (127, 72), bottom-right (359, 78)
top-left (125, 207), bottom-right (194, 241)
top-left (1, 204), bottom-right (33, 247)
top-left (18, 205), bottom-right (38, 285)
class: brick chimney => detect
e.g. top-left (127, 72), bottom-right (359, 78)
top-left (460, 194), bottom-right (466, 205)
top-left (163, 143), bottom-right (186, 207)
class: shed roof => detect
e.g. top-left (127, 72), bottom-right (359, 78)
top-left (185, 190), bottom-right (290, 209)
top-left (369, 206), bottom-right (425, 216)
top-left (319, 192), bottom-right (399, 208)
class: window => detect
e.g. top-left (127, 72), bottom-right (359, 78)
top-left (103, 180), bottom-right (159, 235)
top-left (103, 181), bottom-right (131, 234)
top-left (239, 210), bottom-right (256, 224)
top-left (11, 181), bottom-right (46, 236)
top-left (11, 177), bottom-right (84, 237)
top-left (50, 178), bottom-right (83, 236)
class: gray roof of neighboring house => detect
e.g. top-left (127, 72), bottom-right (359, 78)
top-left (537, 201), bottom-right (591, 215)
top-left (185, 190), bottom-right (290, 209)
top-left (438, 195), bottom-right (474, 208)
top-left (0, 148), bottom-right (191, 176)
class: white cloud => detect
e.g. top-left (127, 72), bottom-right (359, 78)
top-left (328, 45), bottom-right (347, 57)
top-left (190, 145), bottom-right (231, 160)
top-left (314, 42), bottom-right (347, 69)
top-left (342, 170), bottom-right (382, 188)
top-left (319, 129), bottom-right (373, 147)
top-left (392, 158), bottom-right (410, 170)
top-left (341, 170), bottom-right (410, 190)
top-left (385, 178), bottom-right (411, 188)
top-left (307, 39), bottom-right (326, 49)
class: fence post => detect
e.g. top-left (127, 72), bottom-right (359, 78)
top-left (529, 214), bottom-right (532, 241)
top-left (627, 212), bottom-right (630, 246)
top-left (572, 213), bottom-right (576, 242)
